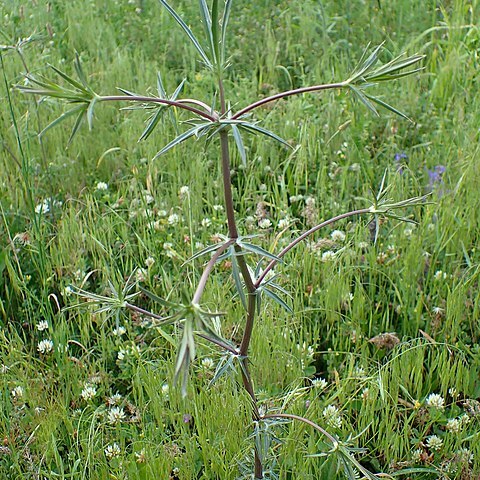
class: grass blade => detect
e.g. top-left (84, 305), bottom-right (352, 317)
top-left (231, 124), bottom-right (247, 166)
top-left (158, 0), bottom-right (212, 68)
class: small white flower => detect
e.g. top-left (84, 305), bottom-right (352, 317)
top-left (305, 196), bottom-right (316, 207)
top-left (37, 339), bottom-right (54, 354)
top-left (96, 182), bottom-right (108, 191)
top-left (426, 435), bottom-right (443, 451)
top-left (456, 448), bottom-right (473, 464)
top-left (425, 393), bottom-right (445, 410)
top-left (277, 218), bottom-right (290, 229)
top-left (446, 418), bottom-right (461, 434)
top-left (448, 387), bottom-right (459, 398)
top-left (117, 348), bottom-right (127, 361)
top-left (107, 393), bottom-right (123, 406)
top-left (179, 185), bottom-right (189, 200)
top-left (145, 256), bottom-right (155, 268)
top-left (358, 241), bottom-right (369, 249)
top-left (112, 326), bottom-right (126, 336)
top-left (135, 268), bottom-right (147, 283)
top-left (143, 192), bottom-right (154, 204)
top-left (322, 405), bottom-right (342, 429)
top-left (349, 163), bottom-right (361, 172)
top-left (201, 357), bottom-right (214, 370)
top-left (212, 204), bottom-right (223, 212)
top-left (11, 386), bottom-right (24, 399)
top-left (258, 218), bottom-right (272, 229)
top-left (432, 306), bottom-right (444, 315)
top-left (34, 199), bottom-right (50, 214)
top-left (161, 383), bottom-right (169, 399)
top-left (289, 195), bottom-right (303, 203)
top-left (412, 448), bottom-right (423, 463)
top-left (311, 378), bottom-right (328, 390)
top-left (331, 230), bottom-right (346, 242)
top-left (168, 213), bottom-right (180, 225)
top-left (104, 443), bottom-right (121, 459)
top-left (0, 364), bottom-right (9, 374)
top-left (107, 407), bottom-right (126, 425)
top-left (201, 218), bottom-right (212, 228)
top-left (321, 250), bottom-right (336, 262)
top-left (434, 270), bottom-right (447, 281)
top-left (404, 227), bottom-right (414, 237)
top-left (36, 320), bottom-right (49, 331)
top-left (81, 384), bottom-right (97, 401)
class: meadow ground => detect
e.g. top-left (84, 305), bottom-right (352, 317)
top-left (0, 0), bottom-right (479, 478)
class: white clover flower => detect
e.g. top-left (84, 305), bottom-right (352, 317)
top-left (353, 366), bottom-right (366, 378)
top-left (289, 195), bottom-right (303, 203)
top-left (117, 348), bottom-right (127, 361)
top-left (135, 268), bottom-right (147, 283)
top-left (311, 378), bottom-right (328, 390)
top-left (161, 383), bottom-right (169, 399)
top-left (305, 196), bottom-right (316, 207)
top-left (331, 230), bottom-right (346, 242)
top-left (434, 270), bottom-right (447, 281)
top-left (426, 435), bottom-right (443, 451)
top-left (37, 339), bottom-right (54, 354)
top-left (168, 213), bottom-right (180, 225)
top-left (432, 306), bottom-right (444, 315)
top-left (448, 387), bottom-right (459, 398)
top-left (201, 357), bottom-right (214, 370)
top-left (143, 192), bottom-right (154, 204)
top-left (412, 448), bottom-right (423, 463)
top-left (145, 256), bottom-right (155, 268)
top-left (258, 218), bottom-right (272, 229)
top-left (446, 418), bottom-right (461, 434)
top-left (425, 393), bottom-right (445, 410)
top-left (107, 407), bottom-right (126, 425)
top-left (36, 320), bottom-right (49, 331)
top-left (321, 250), bottom-right (336, 262)
top-left (104, 443), bottom-right (121, 459)
top-left (212, 204), bottom-right (223, 212)
top-left (158, 209), bottom-right (167, 217)
top-left (456, 448), bottom-right (473, 464)
top-left (179, 185), bottom-right (189, 199)
top-left (34, 199), bottom-right (50, 214)
top-left (277, 218), bottom-right (290, 229)
top-left (81, 384), bottom-right (97, 401)
top-left (201, 218), bottom-right (212, 228)
top-left (11, 386), bottom-right (24, 399)
top-left (96, 182), bottom-right (108, 191)
top-left (107, 393), bottom-right (123, 406)
top-left (112, 326), bottom-right (126, 336)
top-left (358, 241), bottom-right (369, 249)
top-left (458, 414), bottom-right (471, 427)
top-left (322, 405), bottom-right (342, 429)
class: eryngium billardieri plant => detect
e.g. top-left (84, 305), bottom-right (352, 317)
top-left (18, 1), bottom-right (430, 478)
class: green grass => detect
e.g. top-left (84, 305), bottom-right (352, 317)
top-left (1, 0), bottom-right (480, 478)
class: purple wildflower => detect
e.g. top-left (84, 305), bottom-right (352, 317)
top-left (427, 165), bottom-right (446, 189)
top-left (394, 152), bottom-right (408, 174)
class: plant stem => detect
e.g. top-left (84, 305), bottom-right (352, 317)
top-left (192, 239), bottom-right (236, 305)
top-left (219, 130), bottom-right (239, 239)
top-left (232, 82), bottom-right (346, 119)
top-left (98, 95), bottom-right (217, 122)
top-left (254, 208), bottom-right (370, 288)
top-left (218, 77), bottom-right (262, 478)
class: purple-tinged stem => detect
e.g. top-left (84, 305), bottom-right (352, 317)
top-left (254, 208), bottom-right (370, 288)
top-left (232, 82), bottom-right (346, 119)
top-left (192, 239), bottom-right (236, 305)
top-left (99, 95), bottom-right (217, 122)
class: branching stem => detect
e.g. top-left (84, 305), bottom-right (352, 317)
top-left (255, 208), bottom-right (370, 288)
top-left (232, 82), bottom-right (346, 119)
top-left (99, 95), bottom-right (218, 122)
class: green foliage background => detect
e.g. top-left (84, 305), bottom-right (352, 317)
top-left (0, 0), bottom-right (479, 478)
